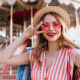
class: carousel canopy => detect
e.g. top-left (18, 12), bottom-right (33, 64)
top-left (0, 0), bottom-right (80, 43)
top-left (0, 0), bottom-right (80, 27)
top-left (0, 0), bottom-right (46, 29)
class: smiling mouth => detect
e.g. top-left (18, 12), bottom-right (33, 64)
top-left (47, 32), bottom-right (56, 37)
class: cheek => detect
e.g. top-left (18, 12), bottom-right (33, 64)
top-left (56, 27), bottom-right (61, 34)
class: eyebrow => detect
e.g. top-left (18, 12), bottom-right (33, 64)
top-left (43, 21), bottom-right (59, 23)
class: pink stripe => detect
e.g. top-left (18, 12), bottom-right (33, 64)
top-left (57, 49), bottom-right (66, 80)
top-left (62, 50), bottom-right (68, 80)
top-left (31, 48), bottom-right (77, 80)
top-left (39, 69), bottom-right (41, 80)
top-left (49, 49), bottom-right (62, 80)
top-left (65, 72), bottom-right (67, 80)
top-left (36, 66), bottom-right (39, 80)
top-left (39, 52), bottom-right (43, 80)
top-left (52, 48), bottom-right (64, 80)
top-left (61, 60), bottom-right (66, 80)
top-left (54, 48), bottom-right (66, 80)
top-left (67, 49), bottom-right (72, 80)
top-left (40, 51), bottom-right (44, 80)
top-left (60, 49), bottom-right (67, 80)
top-left (35, 66), bottom-right (38, 80)
top-left (49, 48), bottom-right (64, 80)
top-left (47, 49), bottom-right (62, 78)
top-left (33, 63), bottom-right (36, 80)
top-left (69, 49), bottom-right (73, 80)
top-left (47, 64), bottom-right (53, 78)
top-left (43, 51), bottom-right (46, 79)
top-left (67, 49), bottom-right (69, 80)
top-left (48, 49), bottom-right (61, 80)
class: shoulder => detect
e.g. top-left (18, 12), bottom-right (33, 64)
top-left (66, 47), bottom-right (80, 56)
top-left (71, 48), bottom-right (80, 55)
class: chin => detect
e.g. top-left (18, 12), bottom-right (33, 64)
top-left (47, 38), bottom-right (59, 42)
top-left (45, 36), bottom-right (60, 42)
top-left (43, 33), bottom-right (61, 42)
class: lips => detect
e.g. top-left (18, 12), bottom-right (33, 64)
top-left (47, 32), bottom-right (56, 37)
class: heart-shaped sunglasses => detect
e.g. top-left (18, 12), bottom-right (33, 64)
top-left (40, 21), bottom-right (61, 31)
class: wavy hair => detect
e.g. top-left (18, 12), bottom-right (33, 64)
top-left (33, 12), bottom-right (75, 66)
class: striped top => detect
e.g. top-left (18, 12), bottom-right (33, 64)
top-left (28, 48), bottom-right (79, 80)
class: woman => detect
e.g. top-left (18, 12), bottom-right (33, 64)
top-left (0, 6), bottom-right (80, 80)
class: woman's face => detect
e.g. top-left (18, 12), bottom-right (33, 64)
top-left (42, 14), bottom-right (61, 42)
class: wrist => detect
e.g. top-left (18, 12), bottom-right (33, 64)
top-left (20, 35), bottom-right (28, 42)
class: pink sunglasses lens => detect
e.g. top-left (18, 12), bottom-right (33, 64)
top-left (41, 23), bottom-right (49, 31)
top-left (52, 22), bottom-right (61, 30)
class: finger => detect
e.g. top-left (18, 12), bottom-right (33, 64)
top-left (35, 21), bottom-right (43, 30)
top-left (28, 24), bottom-right (33, 28)
top-left (28, 28), bottom-right (33, 31)
top-left (25, 25), bottom-right (33, 31)
top-left (26, 27), bottom-right (34, 32)
top-left (35, 30), bottom-right (45, 35)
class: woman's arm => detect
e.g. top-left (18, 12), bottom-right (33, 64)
top-left (72, 48), bottom-right (80, 68)
top-left (0, 35), bottom-right (29, 65)
top-left (75, 54), bottom-right (80, 68)
top-left (0, 22), bottom-right (44, 65)
top-left (3, 52), bottom-right (30, 66)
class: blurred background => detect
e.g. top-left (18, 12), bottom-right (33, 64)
top-left (0, 0), bottom-right (80, 80)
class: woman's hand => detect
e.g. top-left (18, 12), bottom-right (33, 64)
top-left (0, 21), bottom-right (44, 65)
top-left (22, 21), bottom-right (44, 40)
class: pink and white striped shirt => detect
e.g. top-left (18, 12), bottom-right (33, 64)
top-left (28, 48), bottom-right (79, 80)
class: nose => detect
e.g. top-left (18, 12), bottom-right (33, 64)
top-left (49, 23), bottom-right (55, 30)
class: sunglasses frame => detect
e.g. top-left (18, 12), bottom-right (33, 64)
top-left (41, 21), bottom-right (61, 31)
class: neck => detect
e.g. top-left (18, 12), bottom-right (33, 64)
top-left (47, 40), bottom-right (60, 53)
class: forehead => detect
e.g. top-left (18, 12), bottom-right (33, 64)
top-left (43, 14), bottom-right (58, 22)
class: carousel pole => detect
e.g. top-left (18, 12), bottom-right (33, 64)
top-left (47, 3), bottom-right (49, 7)
top-left (10, 4), bottom-right (13, 75)
top-left (31, 6), bottom-right (34, 47)
top-left (10, 5), bottom-right (13, 43)
top-left (23, 21), bottom-right (27, 31)
top-left (75, 8), bottom-right (80, 43)
top-left (4, 0), bottom-right (16, 75)
top-left (75, 9), bottom-right (79, 26)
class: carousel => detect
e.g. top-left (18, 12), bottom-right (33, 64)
top-left (0, 0), bottom-right (80, 79)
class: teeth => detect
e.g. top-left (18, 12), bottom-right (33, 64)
top-left (48, 34), bottom-right (54, 35)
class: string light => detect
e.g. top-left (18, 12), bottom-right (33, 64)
top-left (44, 0), bottom-right (52, 6)
top-left (44, 0), bottom-right (52, 4)
top-left (23, 0), bottom-right (37, 3)
top-left (23, 0), bottom-right (28, 3)
top-left (6, 0), bottom-right (16, 5)
top-left (0, 1), bottom-right (3, 6)
top-left (0, 0), bottom-right (6, 6)
top-left (71, 1), bottom-right (80, 9)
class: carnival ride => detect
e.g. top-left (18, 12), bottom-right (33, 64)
top-left (0, 0), bottom-right (80, 79)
